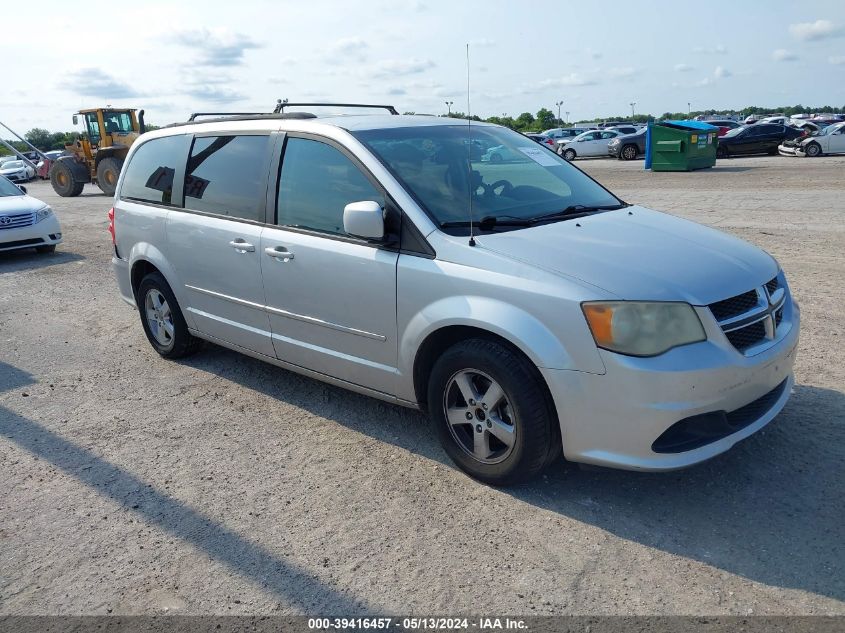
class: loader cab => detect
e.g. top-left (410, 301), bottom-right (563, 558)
top-left (74, 109), bottom-right (138, 149)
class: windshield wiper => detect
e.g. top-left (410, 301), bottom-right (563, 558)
top-left (527, 203), bottom-right (629, 225)
top-left (440, 215), bottom-right (533, 230)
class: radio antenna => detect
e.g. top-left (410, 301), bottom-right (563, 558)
top-left (466, 43), bottom-right (476, 247)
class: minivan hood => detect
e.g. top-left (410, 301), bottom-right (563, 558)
top-left (477, 206), bottom-right (778, 305)
top-left (0, 195), bottom-right (46, 214)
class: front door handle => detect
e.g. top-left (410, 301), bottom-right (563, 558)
top-left (229, 239), bottom-right (255, 253)
top-left (264, 246), bottom-right (295, 262)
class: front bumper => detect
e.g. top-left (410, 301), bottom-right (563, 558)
top-left (0, 215), bottom-right (62, 252)
top-left (608, 145), bottom-right (620, 157)
top-left (778, 143), bottom-right (804, 156)
top-left (541, 302), bottom-right (800, 470)
top-left (112, 255), bottom-right (136, 308)
top-left (3, 172), bottom-right (28, 182)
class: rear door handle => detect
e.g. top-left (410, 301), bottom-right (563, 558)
top-left (264, 246), bottom-right (295, 262)
top-left (229, 239), bottom-right (255, 253)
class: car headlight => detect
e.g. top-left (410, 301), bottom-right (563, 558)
top-left (582, 301), bottom-right (706, 357)
top-left (34, 206), bottom-right (53, 223)
top-left (608, 139), bottom-right (620, 146)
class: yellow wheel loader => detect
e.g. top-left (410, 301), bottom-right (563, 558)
top-left (51, 108), bottom-right (146, 197)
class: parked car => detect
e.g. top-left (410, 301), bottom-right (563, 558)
top-left (779, 121), bottom-right (845, 157)
top-left (0, 160), bottom-right (36, 183)
top-left (606, 125), bottom-right (639, 136)
top-left (759, 116), bottom-right (789, 126)
top-left (704, 120), bottom-right (741, 137)
top-left (559, 129), bottom-right (623, 160)
top-left (36, 150), bottom-right (66, 180)
top-left (524, 133), bottom-right (558, 151)
top-left (608, 128), bottom-right (646, 160)
top-left (481, 144), bottom-right (523, 163)
top-left (0, 176), bottom-right (62, 254)
top-left (111, 112), bottom-right (798, 485)
top-left (716, 124), bottom-right (803, 158)
top-left (743, 115), bottom-right (762, 125)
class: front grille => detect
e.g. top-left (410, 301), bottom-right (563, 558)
top-left (709, 290), bottom-right (759, 321)
top-left (765, 277), bottom-right (780, 295)
top-left (652, 378), bottom-right (788, 453)
top-left (725, 320), bottom-right (767, 352)
top-left (0, 212), bottom-right (35, 230)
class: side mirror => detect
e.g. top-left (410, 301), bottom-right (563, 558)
top-left (343, 200), bottom-right (384, 240)
top-left (18, 185), bottom-right (27, 194)
top-left (72, 115), bottom-right (78, 125)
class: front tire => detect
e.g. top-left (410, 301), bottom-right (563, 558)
top-left (50, 160), bottom-right (84, 197)
top-left (563, 148), bottom-right (576, 161)
top-left (35, 244), bottom-right (56, 254)
top-left (96, 157), bottom-right (123, 196)
top-left (427, 338), bottom-right (558, 485)
top-left (805, 142), bottom-right (821, 157)
top-left (137, 272), bottom-right (202, 359)
top-left (620, 144), bottom-right (638, 160)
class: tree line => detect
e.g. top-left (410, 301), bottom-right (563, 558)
top-left (3, 103), bottom-right (843, 155)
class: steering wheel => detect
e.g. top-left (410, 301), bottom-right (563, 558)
top-left (483, 179), bottom-right (514, 198)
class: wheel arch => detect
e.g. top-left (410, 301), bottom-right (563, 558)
top-left (54, 155), bottom-right (90, 183)
top-left (127, 245), bottom-right (193, 328)
top-left (94, 146), bottom-right (129, 169)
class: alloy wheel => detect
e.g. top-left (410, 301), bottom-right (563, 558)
top-left (144, 289), bottom-right (175, 347)
top-left (443, 369), bottom-right (516, 464)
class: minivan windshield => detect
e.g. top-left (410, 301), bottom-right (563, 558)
top-left (0, 176), bottom-right (24, 196)
top-left (353, 124), bottom-right (623, 233)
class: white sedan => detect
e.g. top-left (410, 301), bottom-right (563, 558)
top-left (0, 159), bottom-right (36, 183)
top-left (558, 130), bottom-right (623, 160)
top-left (0, 177), bottom-right (62, 254)
top-left (779, 122), bottom-right (845, 157)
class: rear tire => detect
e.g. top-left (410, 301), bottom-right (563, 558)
top-left (490, 153), bottom-right (503, 164)
top-left (50, 160), bottom-right (84, 197)
top-left (96, 157), bottom-right (123, 196)
top-left (427, 338), bottom-right (558, 485)
top-left (137, 272), bottom-right (202, 359)
top-left (716, 145), bottom-right (728, 159)
top-left (563, 148), bottom-right (576, 161)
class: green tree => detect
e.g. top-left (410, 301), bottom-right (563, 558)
top-left (514, 112), bottom-right (535, 131)
top-left (535, 108), bottom-right (556, 130)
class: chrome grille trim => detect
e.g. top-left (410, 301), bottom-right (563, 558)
top-left (0, 212), bottom-right (35, 230)
top-left (709, 276), bottom-right (789, 355)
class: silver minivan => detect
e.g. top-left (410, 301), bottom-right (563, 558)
top-left (111, 107), bottom-right (799, 484)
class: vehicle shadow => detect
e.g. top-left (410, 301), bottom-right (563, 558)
top-left (0, 360), bottom-right (371, 613)
top-left (0, 249), bottom-right (85, 274)
top-left (180, 346), bottom-right (844, 604)
top-left (709, 166), bottom-right (757, 173)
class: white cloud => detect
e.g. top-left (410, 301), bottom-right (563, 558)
top-left (829, 55), bottom-right (845, 65)
top-left (58, 68), bottom-right (141, 98)
top-left (526, 73), bottom-right (597, 91)
top-left (469, 38), bottom-right (495, 47)
top-left (714, 66), bottom-right (731, 79)
top-left (327, 37), bottom-right (368, 57)
top-left (167, 27), bottom-right (261, 67)
top-left (789, 19), bottom-right (843, 41)
top-left (370, 58), bottom-right (435, 77)
top-left (674, 63), bottom-right (694, 72)
top-left (585, 48), bottom-right (602, 60)
top-left (772, 49), bottom-right (798, 62)
top-left (693, 44), bottom-right (727, 54)
top-left (608, 67), bottom-right (637, 79)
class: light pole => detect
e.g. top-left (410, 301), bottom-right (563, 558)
top-left (445, 101), bottom-right (453, 115)
top-left (630, 102), bottom-right (636, 120)
top-left (555, 100), bottom-right (564, 125)
top-left (565, 111), bottom-right (570, 125)
top-left (688, 102), bottom-right (691, 116)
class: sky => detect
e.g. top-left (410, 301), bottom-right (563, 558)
top-left (2, 0), bottom-right (844, 132)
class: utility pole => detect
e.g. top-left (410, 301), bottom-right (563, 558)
top-left (445, 101), bottom-right (453, 115)
top-left (555, 100), bottom-right (564, 125)
top-left (630, 102), bottom-right (636, 120)
top-left (565, 111), bottom-right (570, 125)
top-left (688, 102), bottom-right (691, 116)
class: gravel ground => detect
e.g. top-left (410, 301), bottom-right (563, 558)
top-left (1, 156), bottom-right (843, 616)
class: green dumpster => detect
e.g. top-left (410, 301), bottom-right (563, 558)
top-left (646, 120), bottom-right (718, 171)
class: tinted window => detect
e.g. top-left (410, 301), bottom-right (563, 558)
top-left (183, 135), bottom-right (270, 222)
top-left (121, 134), bottom-right (190, 205)
top-left (277, 137), bottom-right (383, 235)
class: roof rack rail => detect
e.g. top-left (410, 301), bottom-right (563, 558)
top-left (273, 101), bottom-right (399, 115)
top-left (188, 111), bottom-right (268, 121)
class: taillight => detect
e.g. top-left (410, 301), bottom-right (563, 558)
top-left (107, 207), bottom-right (115, 244)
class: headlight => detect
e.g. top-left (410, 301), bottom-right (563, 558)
top-left (582, 301), bottom-right (706, 357)
top-left (609, 139), bottom-right (620, 146)
top-left (34, 206), bottom-right (53, 223)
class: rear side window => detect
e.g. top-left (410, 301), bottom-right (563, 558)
top-left (277, 137), bottom-right (383, 236)
top-left (183, 135), bottom-right (271, 222)
top-left (121, 135), bottom-right (190, 205)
